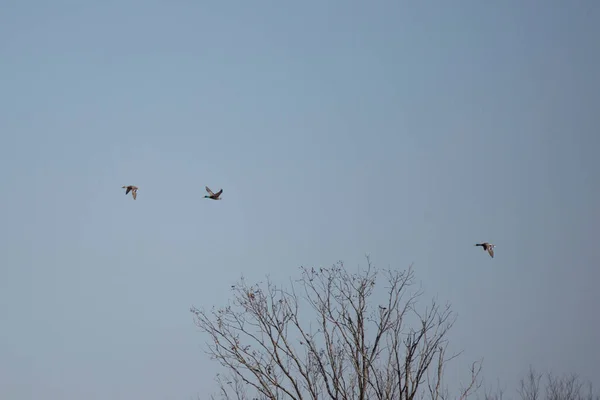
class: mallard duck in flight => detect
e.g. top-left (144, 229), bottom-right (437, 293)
top-left (204, 186), bottom-right (223, 200)
top-left (122, 185), bottom-right (138, 200)
top-left (475, 242), bottom-right (495, 258)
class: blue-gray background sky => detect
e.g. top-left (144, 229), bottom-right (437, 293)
top-left (1, 1), bottom-right (599, 399)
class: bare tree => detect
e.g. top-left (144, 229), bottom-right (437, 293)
top-left (518, 366), bottom-right (543, 400)
top-left (515, 367), bottom-right (599, 400)
top-left (480, 378), bottom-right (505, 400)
top-left (191, 257), bottom-right (482, 400)
top-left (544, 371), bottom-right (598, 400)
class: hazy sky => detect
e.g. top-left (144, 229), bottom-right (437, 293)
top-left (1, 1), bottom-right (599, 399)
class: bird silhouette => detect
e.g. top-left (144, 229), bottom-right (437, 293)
top-left (122, 185), bottom-right (138, 200)
top-left (475, 242), bottom-right (495, 258)
top-left (204, 186), bottom-right (223, 200)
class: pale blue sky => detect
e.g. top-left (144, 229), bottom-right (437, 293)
top-left (1, 1), bottom-right (599, 399)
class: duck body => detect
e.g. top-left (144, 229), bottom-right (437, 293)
top-left (204, 186), bottom-right (223, 200)
top-left (475, 242), bottom-right (495, 258)
top-left (122, 185), bottom-right (138, 200)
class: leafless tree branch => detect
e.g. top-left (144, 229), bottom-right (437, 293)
top-left (192, 257), bottom-right (483, 400)
top-left (513, 366), bottom-right (599, 400)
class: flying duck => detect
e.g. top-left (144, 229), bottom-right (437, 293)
top-left (122, 185), bottom-right (138, 200)
top-left (475, 242), bottom-right (495, 258)
top-left (204, 186), bottom-right (223, 200)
